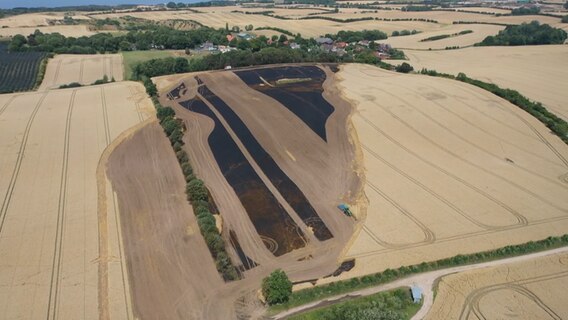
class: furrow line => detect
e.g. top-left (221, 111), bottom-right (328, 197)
top-left (0, 91), bottom-right (49, 236)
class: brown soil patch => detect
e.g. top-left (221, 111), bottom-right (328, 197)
top-left (107, 121), bottom-right (224, 319)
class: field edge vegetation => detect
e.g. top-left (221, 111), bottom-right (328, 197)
top-left (145, 79), bottom-right (240, 281)
top-left (268, 234), bottom-right (568, 314)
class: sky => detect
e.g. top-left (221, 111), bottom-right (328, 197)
top-left (0, 1), bottom-right (202, 9)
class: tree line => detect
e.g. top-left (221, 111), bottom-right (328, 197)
top-left (271, 234), bottom-right (568, 312)
top-left (477, 21), bottom-right (567, 46)
top-left (8, 26), bottom-right (230, 53)
top-left (149, 83), bottom-right (240, 281)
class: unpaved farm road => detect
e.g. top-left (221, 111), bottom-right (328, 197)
top-left (272, 246), bottom-right (568, 319)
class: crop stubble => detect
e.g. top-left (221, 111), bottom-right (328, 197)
top-left (0, 82), bottom-right (152, 319)
top-left (327, 64), bottom-right (568, 282)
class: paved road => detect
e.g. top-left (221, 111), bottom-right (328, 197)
top-left (271, 246), bottom-right (568, 319)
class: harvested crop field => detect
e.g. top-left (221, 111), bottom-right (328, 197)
top-left (325, 63), bottom-right (568, 282)
top-left (426, 251), bottom-right (568, 319)
top-left (0, 25), bottom-right (96, 38)
top-left (141, 64), bottom-right (365, 318)
top-left (39, 54), bottom-right (124, 90)
top-left (106, 121), bottom-right (223, 319)
top-left (404, 45), bottom-right (568, 121)
top-left (0, 81), bottom-right (153, 319)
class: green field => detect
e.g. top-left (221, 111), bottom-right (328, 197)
top-left (288, 287), bottom-right (422, 320)
top-left (122, 50), bottom-right (186, 79)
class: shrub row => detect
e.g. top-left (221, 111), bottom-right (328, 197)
top-left (419, 68), bottom-right (568, 144)
top-left (146, 80), bottom-right (240, 281)
top-left (420, 30), bottom-right (472, 42)
top-left (271, 234), bottom-right (568, 312)
top-left (255, 27), bottom-right (296, 37)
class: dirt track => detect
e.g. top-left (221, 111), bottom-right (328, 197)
top-left (272, 246), bottom-right (568, 319)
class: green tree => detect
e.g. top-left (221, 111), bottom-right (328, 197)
top-left (262, 269), bottom-right (292, 305)
top-left (395, 62), bottom-right (414, 73)
top-left (562, 15), bottom-right (568, 23)
top-left (166, 2), bottom-right (177, 8)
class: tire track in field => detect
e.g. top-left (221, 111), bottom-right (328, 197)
top-left (0, 95), bottom-right (18, 117)
top-left (460, 271), bottom-right (568, 320)
top-left (349, 212), bottom-right (568, 259)
top-left (102, 85), bottom-right (133, 319)
top-left (377, 87), bottom-right (568, 196)
top-left (47, 90), bottom-right (76, 320)
top-left (359, 117), bottom-right (528, 228)
top-left (418, 83), bottom-right (565, 170)
top-left (102, 56), bottom-right (108, 81)
top-left (363, 176), bottom-right (436, 248)
top-left (0, 91), bottom-right (49, 236)
top-left (128, 85), bottom-right (144, 123)
top-left (364, 93), bottom-right (567, 215)
top-left (446, 81), bottom-right (568, 168)
top-left (79, 58), bottom-right (85, 84)
top-left (50, 58), bottom-right (63, 89)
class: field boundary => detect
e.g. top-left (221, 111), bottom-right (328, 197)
top-left (268, 234), bottom-right (568, 314)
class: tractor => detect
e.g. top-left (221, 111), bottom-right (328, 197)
top-left (338, 203), bottom-right (352, 217)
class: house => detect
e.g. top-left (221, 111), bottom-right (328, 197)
top-left (377, 43), bottom-right (392, 53)
top-left (320, 43), bottom-right (334, 52)
top-left (226, 34), bottom-right (235, 42)
top-left (289, 42), bottom-right (301, 49)
top-left (335, 41), bottom-right (347, 49)
top-left (201, 41), bottom-right (216, 51)
top-left (357, 40), bottom-right (370, 47)
top-left (237, 32), bottom-right (254, 40)
top-left (315, 37), bottom-right (333, 45)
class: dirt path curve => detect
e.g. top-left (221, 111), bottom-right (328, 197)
top-left (272, 246), bottom-right (568, 319)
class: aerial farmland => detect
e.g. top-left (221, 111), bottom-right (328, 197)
top-left (0, 1), bottom-right (567, 319)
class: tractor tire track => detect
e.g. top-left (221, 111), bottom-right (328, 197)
top-left (447, 81), bottom-right (568, 168)
top-left (418, 83), bottom-right (566, 171)
top-left (363, 94), bottom-right (567, 216)
top-left (0, 91), bottom-right (49, 236)
top-left (359, 119), bottom-right (528, 229)
top-left (51, 58), bottom-right (63, 89)
top-left (0, 94), bottom-right (18, 117)
top-left (363, 179), bottom-right (436, 248)
top-left (47, 90), bottom-right (76, 320)
top-left (377, 87), bottom-right (568, 198)
top-left (128, 85), bottom-right (144, 123)
top-left (460, 271), bottom-right (568, 320)
top-left (79, 58), bottom-right (85, 84)
top-left (349, 212), bottom-right (568, 259)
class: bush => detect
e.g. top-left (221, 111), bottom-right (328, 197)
top-left (156, 106), bottom-right (176, 122)
top-left (262, 269), bottom-right (293, 305)
top-left (59, 82), bottom-right (82, 89)
top-left (186, 179), bottom-right (209, 202)
top-left (562, 15), bottom-right (568, 23)
top-left (395, 62), bottom-right (414, 73)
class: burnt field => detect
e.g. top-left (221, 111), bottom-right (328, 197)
top-left (0, 43), bottom-right (47, 93)
top-left (149, 64), bottom-right (362, 319)
top-left (179, 95), bottom-right (307, 256)
top-left (234, 66), bottom-right (335, 142)
top-left (176, 66), bottom-right (344, 257)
